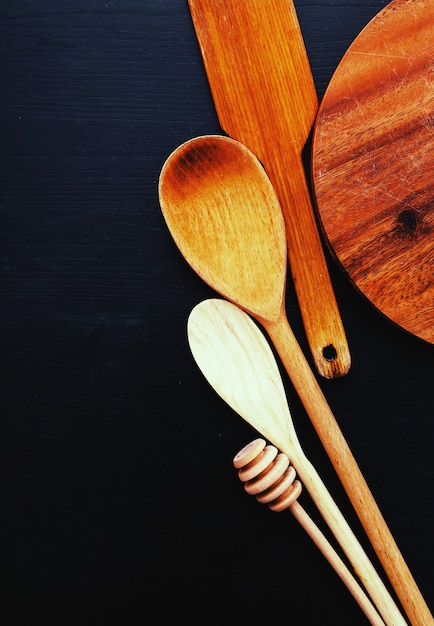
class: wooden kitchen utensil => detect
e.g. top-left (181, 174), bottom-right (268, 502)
top-left (187, 298), bottom-right (406, 626)
top-left (188, 0), bottom-right (351, 378)
top-left (312, 0), bottom-right (434, 344)
top-left (159, 135), bottom-right (432, 626)
top-left (234, 439), bottom-right (386, 626)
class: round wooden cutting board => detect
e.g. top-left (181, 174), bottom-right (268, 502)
top-left (312, 0), bottom-right (434, 344)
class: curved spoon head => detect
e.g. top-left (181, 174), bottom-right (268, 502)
top-left (159, 135), bottom-right (287, 322)
top-left (187, 298), bottom-right (302, 456)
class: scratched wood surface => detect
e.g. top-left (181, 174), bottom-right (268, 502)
top-left (0, 1), bottom-right (433, 624)
top-left (312, 0), bottom-right (434, 344)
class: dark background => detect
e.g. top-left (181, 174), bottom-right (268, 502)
top-left (1, 1), bottom-right (432, 623)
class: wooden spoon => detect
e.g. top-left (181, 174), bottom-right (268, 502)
top-left (188, 0), bottom-right (351, 377)
top-left (187, 298), bottom-right (405, 626)
top-left (158, 134), bottom-right (432, 626)
top-left (312, 0), bottom-right (434, 343)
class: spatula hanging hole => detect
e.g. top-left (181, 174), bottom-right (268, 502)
top-left (322, 344), bottom-right (337, 362)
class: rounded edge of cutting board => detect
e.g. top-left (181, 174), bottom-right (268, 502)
top-left (312, 0), bottom-right (434, 344)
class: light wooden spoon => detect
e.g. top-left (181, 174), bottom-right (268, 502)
top-left (158, 134), bottom-right (430, 626)
top-left (187, 298), bottom-right (405, 626)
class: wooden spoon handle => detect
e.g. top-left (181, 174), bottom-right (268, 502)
top-left (266, 151), bottom-right (351, 378)
top-left (262, 309), bottom-right (433, 626)
top-left (291, 502), bottom-right (386, 626)
top-left (234, 439), bottom-right (388, 626)
top-left (235, 441), bottom-right (407, 625)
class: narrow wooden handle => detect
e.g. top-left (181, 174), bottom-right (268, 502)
top-left (262, 309), bottom-right (433, 626)
top-left (291, 502), bottom-right (386, 626)
top-left (295, 454), bottom-right (406, 626)
top-left (238, 443), bottom-right (406, 626)
top-left (235, 439), bottom-right (389, 626)
top-left (265, 152), bottom-right (351, 379)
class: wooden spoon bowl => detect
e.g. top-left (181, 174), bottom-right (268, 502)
top-left (159, 135), bottom-right (287, 323)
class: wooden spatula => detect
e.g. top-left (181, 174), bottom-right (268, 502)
top-left (188, 0), bottom-right (351, 378)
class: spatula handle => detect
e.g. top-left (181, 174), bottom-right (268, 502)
top-left (263, 309), bottom-right (433, 626)
top-left (266, 151), bottom-right (351, 379)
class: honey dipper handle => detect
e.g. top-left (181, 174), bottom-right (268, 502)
top-left (237, 440), bottom-right (405, 625)
top-left (263, 309), bottom-right (433, 626)
top-left (234, 439), bottom-right (385, 626)
top-left (290, 501), bottom-right (385, 626)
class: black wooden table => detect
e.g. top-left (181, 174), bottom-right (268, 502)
top-left (1, 1), bottom-right (432, 623)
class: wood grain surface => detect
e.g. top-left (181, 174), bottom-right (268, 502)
top-left (188, 0), bottom-right (351, 378)
top-left (1, 1), bottom-right (433, 624)
top-left (312, 0), bottom-right (434, 344)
